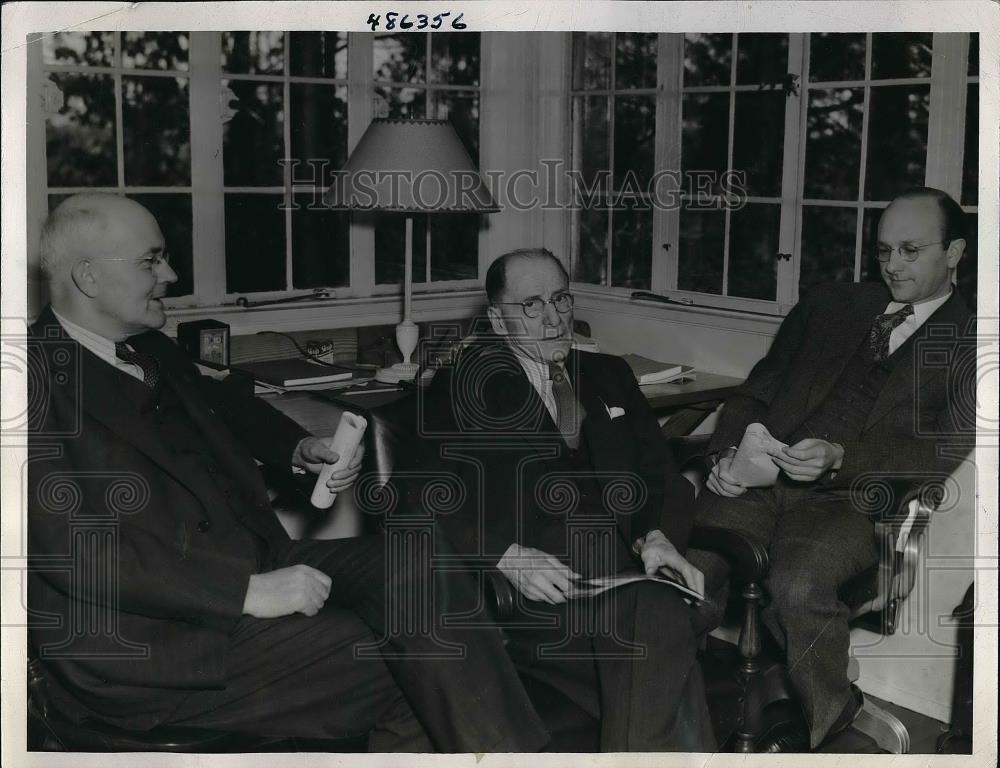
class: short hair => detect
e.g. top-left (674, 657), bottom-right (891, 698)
top-left (485, 247), bottom-right (569, 304)
top-left (891, 187), bottom-right (967, 246)
top-left (38, 194), bottom-right (115, 278)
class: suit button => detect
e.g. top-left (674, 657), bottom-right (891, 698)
top-left (197, 520), bottom-right (212, 533)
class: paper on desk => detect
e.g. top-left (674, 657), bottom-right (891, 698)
top-left (310, 412), bottom-right (368, 509)
top-left (730, 422), bottom-right (787, 487)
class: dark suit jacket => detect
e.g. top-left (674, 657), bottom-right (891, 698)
top-left (417, 335), bottom-right (696, 568)
top-left (707, 282), bottom-right (975, 509)
top-left (27, 306), bottom-right (308, 728)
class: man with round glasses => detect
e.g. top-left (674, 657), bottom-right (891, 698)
top-left (689, 187), bottom-right (975, 750)
top-left (418, 247), bottom-right (715, 751)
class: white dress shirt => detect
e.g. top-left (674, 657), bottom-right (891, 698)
top-left (52, 310), bottom-right (145, 382)
top-left (884, 289), bottom-right (952, 356)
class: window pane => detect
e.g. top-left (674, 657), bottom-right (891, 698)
top-left (728, 203), bottom-right (779, 300)
top-left (962, 84), bottom-right (978, 206)
top-left (375, 213), bottom-right (427, 285)
top-left (574, 96), bottom-right (610, 188)
top-left (611, 207), bottom-right (652, 289)
top-left (43, 32), bottom-right (115, 67)
top-left (678, 207), bottom-right (725, 294)
top-left (46, 73), bottom-right (117, 187)
top-left (123, 76), bottom-right (191, 186)
top-left (614, 95), bottom-right (655, 189)
top-left (290, 84), bottom-right (348, 171)
top-left (572, 32), bottom-right (611, 90)
top-left (375, 86), bottom-right (427, 119)
top-left (799, 206), bottom-right (858, 294)
top-left (130, 194), bottom-right (194, 297)
top-left (871, 33), bottom-right (932, 79)
top-left (968, 33), bottom-right (978, 76)
top-left (432, 91), bottom-right (480, 163)
top-left (732, 91), bottom-right (785, 198)
top-left (803, 88), bottom-right (864, 200)
top-left (430, 32), bottom-right (480, 86)
top-left (860, 208), bottom-right (884, 283)
top-left (122, 32), bottom-right (189, 71)
top-left (373, 33), bottom-right (426, 83)
top-left (223, 80), bottom-right (284, 187)
top-left (956, 212), bottom-right (977, 310)
top-left (615, 33), bottom-right (657, 89)
top-left (221, 32), bottom-right (284, 74)
top-left (809, 33), bottom-right (866, 82)
top-left (682, 93), bottom-right (729, 195)
top-left (684, 33), bottom-right (731, 87)
top-left (430, 214), bottom-right (479, 281)
top-left (736, 33), bottom-right (788, 86)
top-left (289, 32), bottom-right (347, 79)
top-left (864, 85), bottom-right (929, 201)
top-left (574, 206), bottom-right (608, 285)
top-left (225, 194), bottom-right (286, 293)
top-left (291, 194), bottom-right (349, 289)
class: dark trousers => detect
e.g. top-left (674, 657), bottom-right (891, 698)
top-left (170, 534), bottom-right (549, 753)
top-left (503, 580), bottom-right (716, 752)
top-left (689, 484), bottom-right (877, 748)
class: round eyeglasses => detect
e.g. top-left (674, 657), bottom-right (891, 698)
top-left (93, 251), bottom-right (171, 269)
top-left (495, 291), bottom-right (574, 318)
top-left (875, 241), bottom-right (945, 263)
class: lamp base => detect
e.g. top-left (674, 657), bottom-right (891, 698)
top-left (376, 362), bottom-right (421, 384)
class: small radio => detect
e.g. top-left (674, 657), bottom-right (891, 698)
top-left (177, 319), bottom-right (230, 367)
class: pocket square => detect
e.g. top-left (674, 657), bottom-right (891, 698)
top-left (607, 406), bottom-right (626, 420)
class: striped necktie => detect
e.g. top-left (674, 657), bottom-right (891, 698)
top-left (548, 362), bottom-right (585, 449)
top-left (868, 304), bottom-right (914, 362)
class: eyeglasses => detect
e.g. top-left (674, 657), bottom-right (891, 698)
top-left (94, 251), bottom-right (172, 270)
top-left (495, 291), bottom-right (574, 318)
top-left (875, 241), bottom-right (945, 263)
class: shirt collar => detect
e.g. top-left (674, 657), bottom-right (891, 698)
top-left (886, 288), bottom-right (952, 325)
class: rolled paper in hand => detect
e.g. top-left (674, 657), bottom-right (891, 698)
top-left (310, 412), bottom-right (368, 509)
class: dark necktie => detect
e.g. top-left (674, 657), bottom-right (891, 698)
top-left (548, 363), bottom-right (585, 449)
top-left (868, 304), bottom-right (914, 362)
top-left (115, 342), bottom-right (161, 389)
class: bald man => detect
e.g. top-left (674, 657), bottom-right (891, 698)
top-left (27, 194), bottom-right (549, 752)
top-left (690, 187), bottom-right (976, 749)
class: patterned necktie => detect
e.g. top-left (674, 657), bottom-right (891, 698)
top-left (115, 342), bottom-right (161, 388)
top-left (548, 363), bottom-right (585, 449)
top-left (868, 304), bottom-right (914, 362)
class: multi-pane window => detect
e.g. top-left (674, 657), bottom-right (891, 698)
top-left (679, 33), bottom-right (795, 303)
top-left (569, 32), bottom-right (979, 314)
top-left (570, 32), bottom-right (658, 290)
top-left (42, 31), bottom-right (194, 297)
top-left (372, 32), bottom-right (482, 287)
top-left (221, 32), bottom-right (351, 295)
top-left (799, 33), bottom-right (934, 293)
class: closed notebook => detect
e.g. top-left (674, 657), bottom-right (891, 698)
top-left (621, 354), bottom-right (695, 385)
top-left (235, 357), bottom-right (353, 387)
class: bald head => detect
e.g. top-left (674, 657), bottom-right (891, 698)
top-left (39, 193), bottom-right (177, 339)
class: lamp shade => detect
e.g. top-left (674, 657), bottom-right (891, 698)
top-left (323, 118), bottom-right (499, 212)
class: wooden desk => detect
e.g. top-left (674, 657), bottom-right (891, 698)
top-left (640, 371), bottom-right (744, 411)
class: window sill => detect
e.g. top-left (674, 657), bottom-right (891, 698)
top-left (162, 289), bottom-right (488, 337)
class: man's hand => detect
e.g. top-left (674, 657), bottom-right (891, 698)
top-left (706, 455), bottom-right (747, 497)
top-left (638, 530), bottom-right (705, 597)
top-left (497, 544), bottom-right (582, 604)
top-left (293, 437), bottom-right (365, 493)
top-left (768, 438), bottom-right (844, 483)
top-left (243, 565), bottom-right (332, 618)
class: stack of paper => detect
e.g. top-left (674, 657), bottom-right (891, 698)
top-left (621, 354), bottom-right (695, 385)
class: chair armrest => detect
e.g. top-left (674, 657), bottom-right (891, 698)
top-left (689, 524), bottom-right (769, 585)
top-left (485, 569), bottom-right (516, 621)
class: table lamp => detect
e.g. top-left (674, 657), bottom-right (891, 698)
top-left (323, 118), bottom-right (499, 383)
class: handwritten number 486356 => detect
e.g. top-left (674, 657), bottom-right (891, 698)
top-left (367, 12), bottom-right (467, 31)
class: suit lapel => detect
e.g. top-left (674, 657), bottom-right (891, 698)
top-left (804, 286), bottom-right (889, 415)
top-left (572, 351), bottom-right (635, 478)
